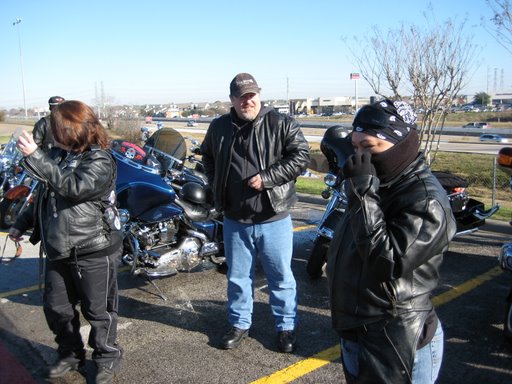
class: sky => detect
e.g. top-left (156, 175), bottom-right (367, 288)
top-left (0, 0), bottom-right (510, 110)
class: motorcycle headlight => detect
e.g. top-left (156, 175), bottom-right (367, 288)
top-left (0, 157), bottom-right (11, 171)
top-left (118, 209), bottom-right (130, 225)
top-left (499, 243), bottom-right (512, 272)
top-left (324, 173), bottom-right (338, 187)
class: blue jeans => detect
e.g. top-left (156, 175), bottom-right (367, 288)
top-left (223, 216), bottom-right (297, 331)
top-left (341, 320), bottom-right (444, 383)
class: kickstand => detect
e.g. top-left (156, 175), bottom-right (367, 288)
top-left (145, 276), bottom-right (168, 301)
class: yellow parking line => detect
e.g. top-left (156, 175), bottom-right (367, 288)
top-left (250, 266), bottom-right (504, 383)
top-left (0, 265), bottom-right (132, 299)
top-left (0, 284), bottom-right (40, 299)
top-left (432, 266), bottom-right (503, 306)
top-left (250, 345), bottom-right (340, 384)
top-left (293, 224), bottom-right (317, 232)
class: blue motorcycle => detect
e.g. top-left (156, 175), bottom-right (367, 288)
top-left (111, 128), bottom-right (224, 298)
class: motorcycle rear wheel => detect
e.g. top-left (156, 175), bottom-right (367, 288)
top-left (307, 236), bottom-right (330, 279)
top-left (505, 301), bottom-right (512, 342)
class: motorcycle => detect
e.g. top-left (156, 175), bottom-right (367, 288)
top-left (0, 129), bottom-right (24, 196)
top-left (111, 127), bottom-right (224, 299)
top-left (306, 125), bottom-right (500, 279)
top-left (497, 147), bottom-right (512, 341)
top-left (0, 130), bottom-right (38, 229)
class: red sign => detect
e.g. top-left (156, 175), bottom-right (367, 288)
top-left (350, 73), bottom-right (360, 80)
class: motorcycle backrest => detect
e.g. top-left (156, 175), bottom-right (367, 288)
top-left (432, 171), bottom-right (469, 189)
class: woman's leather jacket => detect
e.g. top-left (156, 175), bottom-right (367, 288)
top-left (13, 147), bottom-right (117, 261)
top-left (200, 107), bottom-right (310, 213)
top-left (326, 154), bottom-right (457, 382)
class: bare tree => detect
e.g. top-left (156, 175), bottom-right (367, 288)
top-left (347, 10), bottom-right (477, 164)
top-left (485, 0), bottom-right (512, 54)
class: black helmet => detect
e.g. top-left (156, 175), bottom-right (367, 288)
top-left (179, 182), bottom-right (207, 204)
top-left (323, 125), bottom-right (350, 140)
top-left (48, 96), bottom-right (65, 106)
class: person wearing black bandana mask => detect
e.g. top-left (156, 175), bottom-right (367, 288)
top-left (326, 99), bottom-right (457, 384)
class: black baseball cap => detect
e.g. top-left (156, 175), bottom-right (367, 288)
top-left (48, 96), bottom-right (65, 106)
top-left (230, 73), bottom-right (261, 98)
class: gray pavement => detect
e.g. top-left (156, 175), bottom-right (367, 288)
top-left (0, 195), bottom-right (511, 383)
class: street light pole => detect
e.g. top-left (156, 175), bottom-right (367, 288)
top-left (12, 18), bottom-right (27, 119)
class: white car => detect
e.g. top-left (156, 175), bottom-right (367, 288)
top-left (463, 122), bottom-right (489, 129)
top-left (479, 134), bottom-right (508, 143)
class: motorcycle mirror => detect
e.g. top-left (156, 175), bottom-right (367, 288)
top-left (497, 147), bottom-right (512, 176)
top-left (13, 127), bottom-right (24, 140)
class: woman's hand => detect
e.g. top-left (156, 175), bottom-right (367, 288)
top-left (8, 227), bottom-right (23, 242)
top-left (17, 130), bottom-right (38, 157)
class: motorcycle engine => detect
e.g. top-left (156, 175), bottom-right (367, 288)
top-left (136, 220), bottom-right (178, 248)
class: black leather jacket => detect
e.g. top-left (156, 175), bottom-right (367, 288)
top-left (32, 115), bottom-right (56, 153)
top-left (13, 147), bottom-right (118, 261)
top-left (326, 154), bottom-right (457, 382)
top-left (200, 107), bottom-right (310, 214)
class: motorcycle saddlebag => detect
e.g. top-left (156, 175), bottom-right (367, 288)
top-left (454, 198), bottom-right (486, 233)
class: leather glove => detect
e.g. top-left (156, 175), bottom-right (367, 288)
top-left (342, 152), bottom-right (376, 178)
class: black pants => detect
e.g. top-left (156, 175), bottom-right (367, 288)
top-left (43, 247), bottom-right (122, 368)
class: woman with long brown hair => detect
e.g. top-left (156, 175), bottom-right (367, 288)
top-left (9, 100), bottom-right (123, 384)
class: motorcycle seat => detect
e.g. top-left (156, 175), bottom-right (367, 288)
top-left (175, 198), bottom-right (215, 222)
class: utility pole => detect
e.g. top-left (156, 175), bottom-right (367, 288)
top-left (286, 77), bottom-right (290, 115)
top-left (286, 77), bottom-right (289, 104)
top-left (12, 18), bottom-right (27, 119)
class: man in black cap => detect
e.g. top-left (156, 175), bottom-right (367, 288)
top-left (32, 96), bottom-right (65, 153)
top-left (201, 73), bottom-right (310, 353)
top-left (326, 99), bottom-right (457, 383)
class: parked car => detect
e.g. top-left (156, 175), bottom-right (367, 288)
top-left (463, 122), bottom-right (489, 129)
top-left (187, 120), bottom-right (198, 127)
top-left (479, 134), bottom-right (508, 143)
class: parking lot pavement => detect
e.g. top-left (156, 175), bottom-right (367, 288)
top-left (1, 199), bottom-right (512, 383)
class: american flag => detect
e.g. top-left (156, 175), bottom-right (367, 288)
top-left (350, 73), bottom-right (360, 80)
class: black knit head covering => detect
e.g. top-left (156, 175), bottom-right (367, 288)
top-left (352, 99), bottom-right (417, 144)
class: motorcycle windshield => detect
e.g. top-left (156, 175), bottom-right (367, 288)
top-left (0, 134), bottom-right (22, 163)
top-left (144, 128), bottom-right (187, 161)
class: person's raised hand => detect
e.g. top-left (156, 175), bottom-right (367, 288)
top-left (16, 130), bottom-right (38, 157)
top-left (342, 152), bottom-right (376, 178)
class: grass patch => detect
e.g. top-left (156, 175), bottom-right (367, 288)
top-left (297, 151), bottom-right (512, 222)
top-left (297, 174), bottom-right (326, 196)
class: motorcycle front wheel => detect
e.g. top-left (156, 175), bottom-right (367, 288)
top-left (0, 195), bottom-right (29, 229)
top-left (505, 301), bottom-right (512, 342)
top-left (307, 236), bottom-right (330, 279)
